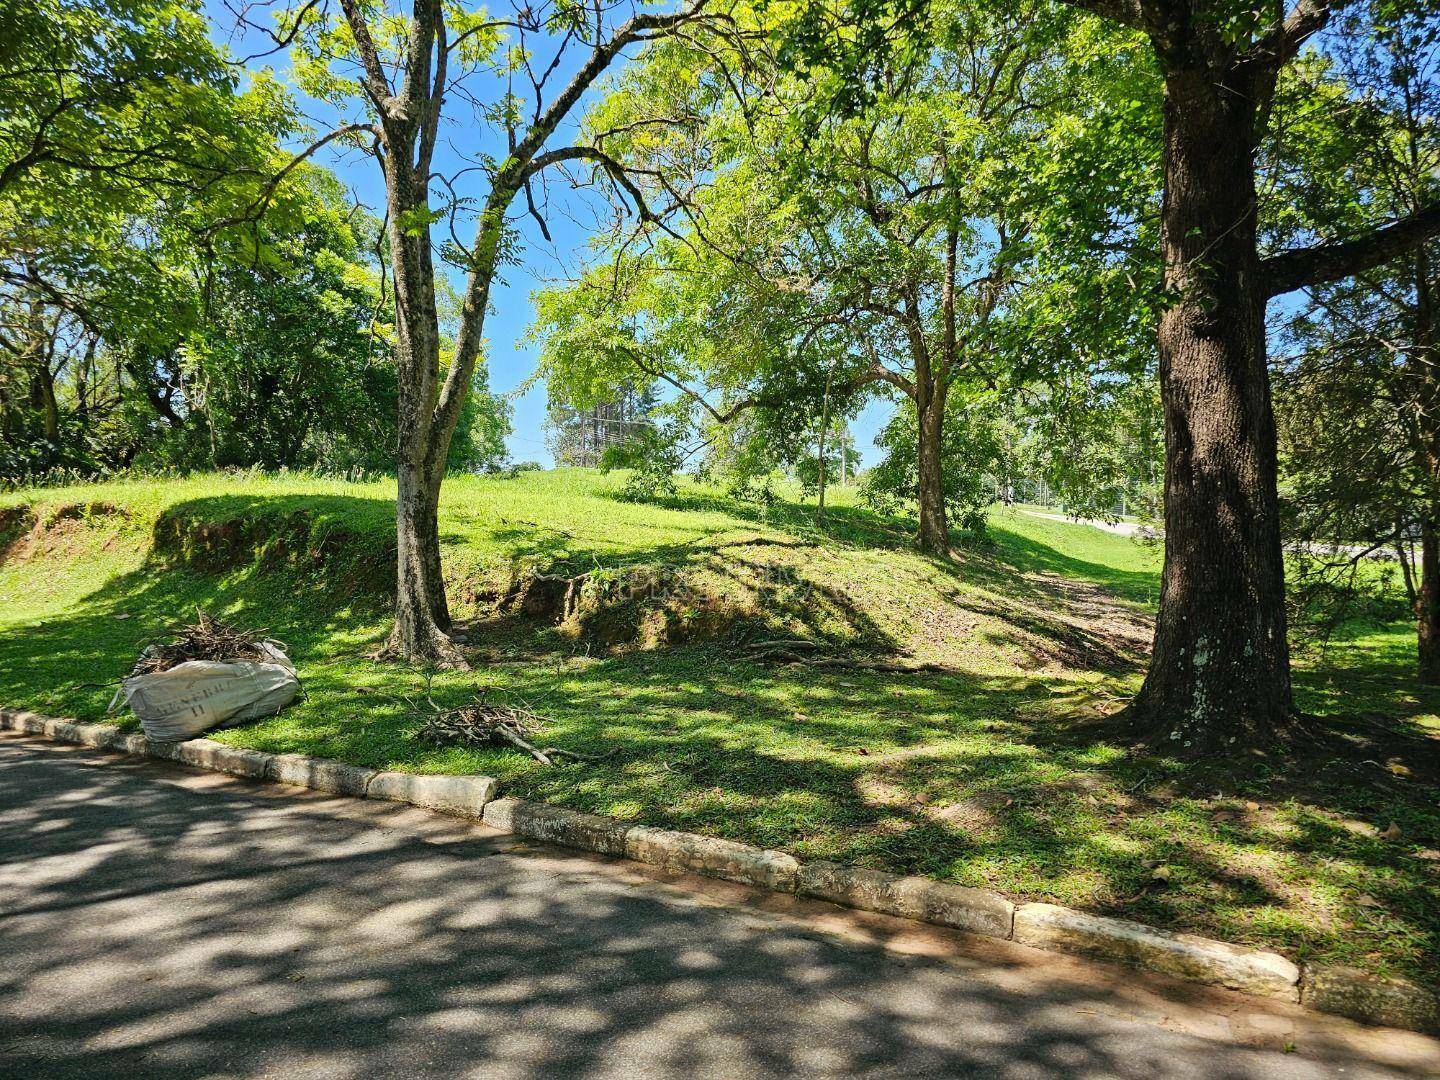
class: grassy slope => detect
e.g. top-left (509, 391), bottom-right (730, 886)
top-left (1, 470), bottom-right (1436, 988)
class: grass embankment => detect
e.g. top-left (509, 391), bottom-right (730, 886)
top-left (1, 469), bottom-right (1436, 988)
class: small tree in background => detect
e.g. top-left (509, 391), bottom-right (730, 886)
top-left (535, 0), bottom-right (1158, 553)
top-left (262, 0), bottom-right (723, 664)
top-left (1270, 10), bottom-right (1440, 681)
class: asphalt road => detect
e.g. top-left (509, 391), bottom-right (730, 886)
top-left (2, 736), bottom-right (1436, 1079)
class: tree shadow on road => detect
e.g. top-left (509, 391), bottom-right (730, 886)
top-left (0, 743), bottom-right (1411, 1080)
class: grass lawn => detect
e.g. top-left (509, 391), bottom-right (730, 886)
top-left (1, 469), bottom-right (1436, 989)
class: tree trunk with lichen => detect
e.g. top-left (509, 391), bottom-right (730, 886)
top-left (382, 140), bottom-right (467, 666)
top-left (915, 384), bottom-right (949, 554)
top-left (1123, 67), bottom-right (1294, 751)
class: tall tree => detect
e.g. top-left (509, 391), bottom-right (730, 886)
top-left (1047, 0), bottom-right (1440, 750)
top-left (274, 0), bottom-right (719, 664)
top-left (537, 0), bottom-right (1156, 552)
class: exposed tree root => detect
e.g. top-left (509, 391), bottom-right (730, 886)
top-left (374, 623), bottom-right (471, 670)
top-left (1076, 699), bottom-right (1319, 759)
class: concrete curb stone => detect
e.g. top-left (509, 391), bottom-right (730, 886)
top-left (8, 711), bottom-right (52, 736)
top-left (1301, 964), bottom-right (1439, 1033)
top-left (798, 860), bottom-right (1015, 938)
top-left (174, 738), bottom-right (274, 780)
top-left (69, 722), bottom-right (129, 750)
top-left (1014, 902), bottom-right (1300, 1000)
top-left (44, 720), bottom-right (86, 744)
top-left (142, 738), bottom-right (187, 762)
top-left (481, 797), bottom-right (633, 855)
top-left (625, 825), bottom-right (800, 892)
top-left (115, 732), bottom-right (156, 756)
top-left (368, 771), bottom-right (497, 818)
top-left (267, 752), bottom-right (376, 795)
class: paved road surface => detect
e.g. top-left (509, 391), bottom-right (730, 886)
top-left (2, 736), bottom-right (1437, 1079)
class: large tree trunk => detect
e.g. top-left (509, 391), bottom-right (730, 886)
top-left (1411, 247), bottom-right (1440, 682)
top-left (392, 452), bottom-right (460, 662)
top-left (389, 382), bottom-right (460, 663)
top-left (1417, 516), bottom-right (1440, 683)
top-left (383, 155), bottom-right (465, 666)
top-left (1125, 69), bottom-right (1294, 749)
top-left (915, 387), bottom-right (949, 554)
top-left (29, 363), bottom-right (58, 444)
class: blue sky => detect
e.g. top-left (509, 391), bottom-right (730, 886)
top-left (208, 1), bottom-right (892, 468)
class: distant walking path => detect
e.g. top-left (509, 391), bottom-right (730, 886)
top-left (1015, 508), bottom-right (1401, 561)
top-left (1017, 508), bottom-right (1151, 537)
top-left (3, 735), bottom-right (1438, 1078)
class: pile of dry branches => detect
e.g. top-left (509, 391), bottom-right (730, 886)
top-left (415, 694), bottom-right (599, 765)
top-left (130, 609), bottom-right (275, 676)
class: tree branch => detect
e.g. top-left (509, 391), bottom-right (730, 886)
top-left (1262, 201), bottom-right (1440, 297)
top-left (209, 122), bottom-right (373, 231)
top-left (1244, 0), bottom-right (1332, 74)
top-left (525, 144), bottom-right (659, 221)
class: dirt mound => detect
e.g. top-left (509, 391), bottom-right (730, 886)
top-left (0, 505), bottom-right (35, 562)
top-left (152, 507), bottom-right (392, 579)
top-left (496, 564), bottom-right (758, 648)
top-left (49, 500), bottom-right (128, 522)
top-left (0, 501), bottom-right (132, 565)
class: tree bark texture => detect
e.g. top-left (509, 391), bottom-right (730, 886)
top-left (1126, 68), bottom-right (1294, 747)
top-left (915, 387), bottom-right (949, 554)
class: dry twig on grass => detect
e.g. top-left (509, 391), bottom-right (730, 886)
top-left (414, 692), bottom-right (601, 765)
top-left (129, 609), bottom-right (278, 676)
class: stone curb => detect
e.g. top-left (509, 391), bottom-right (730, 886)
top-left (1013, 902), bottom-right (1300, 1000)
top-left (4, 706), bottom-right (1436, 1035)
top-left (174, 738), bottom-right (274, 779)
top-left (267, 752), bottom-right (376, 796)
top-left (0, 707), bottom-right (471, 811)
top-left (369, 771), bottom-right (497, 818)
top-left (624, 825), bottom-right (800, 892)
top-left (482, 797), bottom-right (631, 855)
top-left (1301, 964), bottom-right (1440, 1033)
top-left (798, 860), bottom-right (1014, 939)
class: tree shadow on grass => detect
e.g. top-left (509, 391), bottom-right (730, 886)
top-left (975, 524), bottom-right (1161, 609)
top-left (610, 487), bottom-right (1161, 590)
top-left (4, 492), bottom-right (1437, 989)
